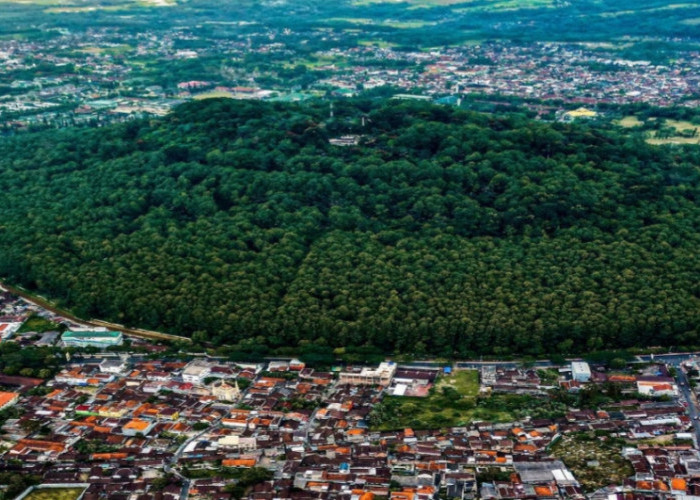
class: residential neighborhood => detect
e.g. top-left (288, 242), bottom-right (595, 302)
top-left (4, 289), bottom-right (700, 499)
top-left (1, 25), bottom-right (699, 132)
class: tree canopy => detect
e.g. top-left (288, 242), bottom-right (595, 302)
top-left (0, 98), bottom-right (699, 357)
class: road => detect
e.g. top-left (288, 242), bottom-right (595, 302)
top-left (165, 425), bottom-right (214, 500)
top-left (665, 360), bottom-right (700, 446)
top-left (0, 282), bottom-right (191, 344)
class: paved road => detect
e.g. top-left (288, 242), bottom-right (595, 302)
top-left (666, 361), bottom-right (700, 446)
top-left (0, 282), bottom-right (191, 343)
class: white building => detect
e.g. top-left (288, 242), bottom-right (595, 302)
top-left (571, 362), bottom-right (591, 383)
top-left (212, 380), bottom-right (241, 401)
top-left (339, 362), bottom-right (397, 386)
top-left (99, 358), bottom-right (128, 374)
top-left (182, 360), bottom-right (212, 385)
top-left (0, 322), bottom-right (22, 340)
top-left (218, 435), bottom-right (257, 451)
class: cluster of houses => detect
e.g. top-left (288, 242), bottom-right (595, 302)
top-left (0, 348), bottom-right (699, 500)
top-left (5, 289), bottom-right (700, 498)
top-left (311, 41), bottom-right (700, 108)
top-left (2, 24), bottom-right (700, 133)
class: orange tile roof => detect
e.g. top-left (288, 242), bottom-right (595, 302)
top-left (655, 481), bottom-right (669, 491)
top-left (92, 452), bottom-right (128, 460)
top-left (17, 439), bottom-right (65, 453)
top-left (70, 420), bottom-right (95, 428)
top-left (123, 419), bottom-right (151, 431)
top-left (636, 481), bottom-right (652, 490)
top-left (391, 492), bottom-right (414, 500)
top-left (671, 478), bottom-right (687, 491)
top-left (535, 486), bottom-right (553, 496)
top-left (222, 458), bottom-right (257, 467)
top-left (0, 392), bottom-right (19, 408)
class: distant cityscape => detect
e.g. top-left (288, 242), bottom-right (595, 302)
top-left (1, 26), bottom-right (699, 131)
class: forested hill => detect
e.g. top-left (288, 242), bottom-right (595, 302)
top-left (1, 99), bottom-right (699, 357)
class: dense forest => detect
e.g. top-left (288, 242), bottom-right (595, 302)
top-left (0, 98), bottom-right (699, 357)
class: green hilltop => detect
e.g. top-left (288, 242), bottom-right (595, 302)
top-left (0, 98), bottom-right (699, 358)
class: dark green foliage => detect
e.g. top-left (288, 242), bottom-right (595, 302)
top-left (0, 343), bottom-right (63, 378)
top-left (0, 471), bottom-right (41, 500)
top-left (0, 98), bottom-right (699, 356)
top-left (224, 467), bottom-right (274, 499)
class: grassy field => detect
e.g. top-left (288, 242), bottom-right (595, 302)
top-left (0, 0), bottom-right (175, 7)
top-left (438, 369), bottom-right (480, 394)
top-left (358, 40), bottom-right (399, 48)
top-left (194, 90), bottom-right (235, 100)
top-left (666, 119), bottom-right (700, 133)
top-left (75, 45), bottom-right (133, 55)
top-left (616, 115), bottom-right (644, 128)
top-left (371, 370), bottom-right (500, 430)
top-left (616, 116), bottom-right (700, 145)
top-left (328, 17), bottom-right (436, 28)
top-left (24, 488), bottom-right (86, 500)
top-left (551, 435), bottom-right (634, 492)
top-left (353, 0), bottom-right (469, 5)
top-left (648, 119), bottom-right (700, 145)
top-left (370, 369), bottom-right (571, 430)
top-left (454, 0), bottom-right (555, 11)
top-left (647, 136), bottom-right (700, 145)
top-left (17, 314), bottom-right (60, 334)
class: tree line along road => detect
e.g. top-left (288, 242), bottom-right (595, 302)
top-left (0, 281), bottom-right (192, 344)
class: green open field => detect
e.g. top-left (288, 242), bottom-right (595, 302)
top-left (0, 0), bottom-right (175, 7)
top-left (328, 17), bottom-right (436, 28)
top-left (358, 40), bottom-right (399, 48)
top-left (616, 116), bottom-right (700, 145)
top-left (551, 434), bottom-right (634, 492)
top-left (194, 90), bottom-right (235, 100)
top-left (452, 0), bottom-right (555, 11)
top-left (437, 369), bottom-right (480, 394)
top-left (646, 136), bottom-right (700, 145)
top-left (353, 0), bottom-right (469, 5)
top-left (370, 370), bottom-right (494, 430)
top-left (75, 45), bottom-right (133, 56)
top-left (18, 315), bottom-right (60, 334)
top-left (24, 487), bottom-right (86, 500)
top-left (616, 115), bottom-right (644, 128)
top-left (648, 119), bottom-right (700, 145)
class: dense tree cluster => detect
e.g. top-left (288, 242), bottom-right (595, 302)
top-left (0, 98), bottom-right (699, 357)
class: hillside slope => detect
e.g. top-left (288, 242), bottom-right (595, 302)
top-left (0, 99), bottom-right (699, 356)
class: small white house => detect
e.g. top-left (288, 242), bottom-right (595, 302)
top-left (571, 362), bottom-right (591, 383)
top-left (99, 358), bottom-right (128, 374)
